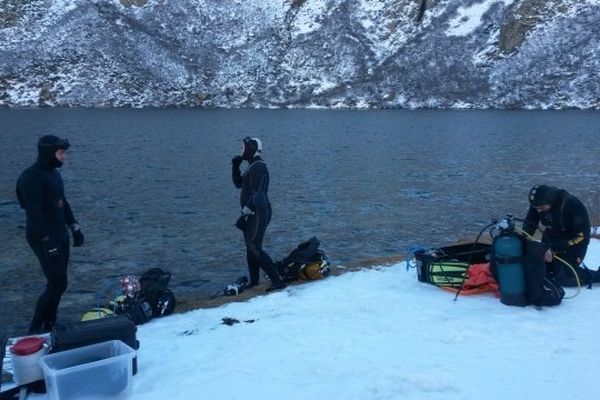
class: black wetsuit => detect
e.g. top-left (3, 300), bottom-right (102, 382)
top-left (16, 159), bottom-right (76, 333)
top-left (523, 189), bottom-right (594, 287)
top-left (232, 156), bottom-right (283, 287)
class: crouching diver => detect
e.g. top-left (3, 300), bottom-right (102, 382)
top-left (523, 184), bottom-right (600, 287)
top-left (16, 135), bottom-right (85, 333)
top-left (231, 137), bottom-right (286, 292)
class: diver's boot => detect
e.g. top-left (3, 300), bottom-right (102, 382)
top-left (262, 263), bottom-right (286, 292)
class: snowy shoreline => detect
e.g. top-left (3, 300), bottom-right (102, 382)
top-left (15, 239), bottom-right (599, 400)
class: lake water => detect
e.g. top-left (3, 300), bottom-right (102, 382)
top-left (1, 109), bottom-right (599, 334)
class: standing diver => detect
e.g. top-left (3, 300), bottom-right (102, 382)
top-left (231, 137), bottom-right (286, 292)
top-left (523, 184), bottom-right (600, 287)
top-left (16, 135), bottom-right (85, 333)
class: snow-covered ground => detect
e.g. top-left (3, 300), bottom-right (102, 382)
top-left (12, 239), bottom-right (600, 399)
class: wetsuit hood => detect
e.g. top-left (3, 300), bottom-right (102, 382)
top-left (528, 185), bottom-right (562, 207)
top-left (242, 137), bottom-right (262, 161)
top-left (37, 135), bottom-right (70, 169)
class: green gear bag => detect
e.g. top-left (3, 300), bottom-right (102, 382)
top-left (412, 242), bottom-right (491, 288)
top-left (427, 262), bottom-right (470, 288)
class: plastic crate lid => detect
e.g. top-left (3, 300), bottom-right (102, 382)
top-left (10, 337), bottom-right (45, 356)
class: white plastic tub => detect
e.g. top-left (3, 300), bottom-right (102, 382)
top-left (40, 340), bottom-right (135, 400)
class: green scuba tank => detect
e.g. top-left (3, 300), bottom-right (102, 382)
top-left (493, 232), bottom-right (527, 306)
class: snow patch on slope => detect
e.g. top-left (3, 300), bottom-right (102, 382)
top-left (447, 0), bottom-right (515, 37)
top-left (291, 0), bottom-right (332, 38)
top-left (354, 0), bottom-right (413, 63)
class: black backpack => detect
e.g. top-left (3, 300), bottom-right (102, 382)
top-left (523, 240), bottom-right (565, 307)
top-left (139, 268), bottom-right (176, 317)
top-left (116, 296), bottom-right (153, 325)
top-left (276, 237), bottom-right (331, 282)
top-left (533, 277), bottom-right (565, 307)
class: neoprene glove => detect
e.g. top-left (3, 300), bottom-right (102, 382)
top-left (235, 215), bottom-right (248, 231)
top-left (71, 224), bottom-right (84, 247)
top-left (232, 155), bottom-right (243, 168)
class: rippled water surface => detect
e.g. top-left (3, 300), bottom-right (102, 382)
top-left (1, 109), bottom-right (599, 334)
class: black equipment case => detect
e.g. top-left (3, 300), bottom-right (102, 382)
top-left (414, 242), bottom-right (491, 286)
top-left (50, 316), bottom-right (139, 375)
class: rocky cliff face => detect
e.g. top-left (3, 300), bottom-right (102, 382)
top-left (0, 0), bottom-right (598, 108)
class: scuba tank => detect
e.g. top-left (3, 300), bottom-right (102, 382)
top-left (491, 216), bottom-right (527, 306)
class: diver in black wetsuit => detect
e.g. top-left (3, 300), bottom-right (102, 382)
top-left (232, 137), bottom-right (285, 292)
top-left (523, 184), bottom-right (599, 287)
top-left (16, 135), bottom-right (85, 333)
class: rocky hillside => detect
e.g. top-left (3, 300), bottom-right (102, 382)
top-left (0, 0), bottom-right (598, 108)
